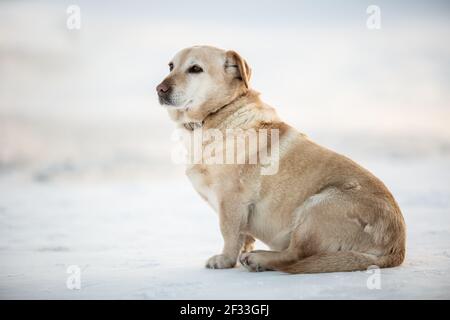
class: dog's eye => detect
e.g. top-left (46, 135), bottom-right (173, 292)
top-left (169, 63), bottom-right (174, 72)
top-left (188, 65), bottom-right (203, 74)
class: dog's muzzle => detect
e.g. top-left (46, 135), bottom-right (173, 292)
top-left (156, 82), bottom-right (173, 105)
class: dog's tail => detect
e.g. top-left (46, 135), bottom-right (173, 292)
top-left (272, 251), bottom-right (404, 274)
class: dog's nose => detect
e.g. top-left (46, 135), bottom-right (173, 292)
top-left (156, 83), bottom-right (171, 96)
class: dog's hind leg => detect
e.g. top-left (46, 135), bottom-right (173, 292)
top-left (239, 249), bottom-right (298, 272)
top-left (240, 187), bottom-right (405, 273)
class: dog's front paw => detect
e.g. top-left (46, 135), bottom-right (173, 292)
top-left (205, 254), bottom-right (236, 269)
top-left (239, 252), bottom-right (271, 272)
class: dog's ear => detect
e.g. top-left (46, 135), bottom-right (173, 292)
top-left (225, 50), bottom-right (252, 89)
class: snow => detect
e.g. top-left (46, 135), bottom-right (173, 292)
top-left (1, 155), bottom-right (449, 299)
top-left (1, 0), bottom-right (450, 299)
top-left (0, 156), bottom-right (450, 299)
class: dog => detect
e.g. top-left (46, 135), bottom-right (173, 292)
top-left (156, 45), bottom-right (406, 273)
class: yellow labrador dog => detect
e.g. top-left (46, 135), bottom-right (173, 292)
top-left (156, 45), bottom-right (406, 273)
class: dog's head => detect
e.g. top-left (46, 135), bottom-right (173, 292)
top-left (156, 46), bottom-right (252, 123)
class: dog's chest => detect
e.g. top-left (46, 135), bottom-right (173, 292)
top-left (186, 165), bottom-right (221, 213)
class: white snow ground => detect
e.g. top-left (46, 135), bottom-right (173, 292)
top-left (1, 153), bottom-right (450, 299)
top-left (1, 1), bottom-right (450, 299)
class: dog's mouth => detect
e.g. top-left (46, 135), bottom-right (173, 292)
top-left (158, 96), bottom-right (172, 106)
top-left (159, 96), bottom-right (193, 110)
